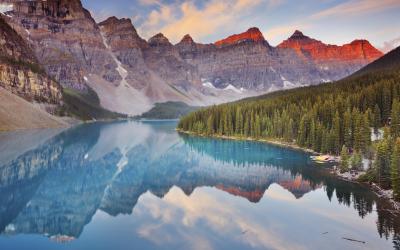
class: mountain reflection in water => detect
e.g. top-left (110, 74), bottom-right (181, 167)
top-left (0, 121), bottom-right (399, 250)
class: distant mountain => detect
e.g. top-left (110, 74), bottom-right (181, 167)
top-left (214, 27), bottom-right (266, 47)
top-left (278, 30), bottom-right (382, 62)
top-left (278, 30), bottom-right (383, 81)
top-left (1, 0), bottom-right (385, 117)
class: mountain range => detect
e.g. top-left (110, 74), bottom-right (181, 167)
top-left (0, 0), bottom-right (384, 126)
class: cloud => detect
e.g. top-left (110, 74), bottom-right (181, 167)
top-left (311, 0), bottom-right (400, 19)
top-left (267, 0), bottom-right (284, 8)
top-left (139, 0), bottom-right (162, 6)
top-left (138, 0), bottom-right (281, 43)
top-left (134, 186), bottom-right (307, 250)
top-left (380, 37), bottom-right (400, 53)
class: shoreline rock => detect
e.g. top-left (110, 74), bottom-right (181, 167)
top-left (333, 168), bottom-right (400, 211)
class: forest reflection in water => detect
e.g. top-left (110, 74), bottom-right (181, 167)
top-left (0, 121), bottom-right (399, 250)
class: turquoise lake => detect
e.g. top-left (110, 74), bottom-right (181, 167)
top-left (0, 121), bottom-right (399, 250)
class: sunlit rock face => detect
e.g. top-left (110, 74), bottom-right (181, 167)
top-left (214, 27), bottom-right (266, 47)
top-left (278, 30), bottom-right (383, 80)
top-left (0, 16), bottom-right (61, 105)
top-left (176, 28), bottom-right (383, 91)
top-left (3, 0), bottom-right (117, 91)
top-left (177, 38), bottom-right (314, 91)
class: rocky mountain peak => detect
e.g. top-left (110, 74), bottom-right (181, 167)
top-left (345, 39), bottom-right (383, 60)
top-left (11, 0), bottom-right (88, 20)
top-left (98, 16), bottom-right (148, 50)
top-left (277, 31), bottom-right (320, 53)
top-left (98, 16), bottom-right (136, 31)
top-left (215, 27), bottom-right (265, 47)
top-left (278, 31), bottom-right (383, 63)
top-left (98, 16), bottom-right (119, 24)
top-left (148, 33), bottom-right (172, 47)
top-left (179, 34), bottom-right (195, 44)
top-left (289, 30), bottom-right (308, 39)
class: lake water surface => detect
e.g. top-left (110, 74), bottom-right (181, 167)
top-left (0, 121), bottom-right (399, 250)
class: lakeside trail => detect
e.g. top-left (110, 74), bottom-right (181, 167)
top-left (177, 129), bottom-right (400, 212)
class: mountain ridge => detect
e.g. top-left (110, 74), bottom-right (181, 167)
top-left (0, 0), bottom-right (385, 118)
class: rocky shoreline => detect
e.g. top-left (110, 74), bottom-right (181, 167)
top-left (334, 169), bottom-right (400, 211)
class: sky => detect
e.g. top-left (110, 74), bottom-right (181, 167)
top-left (82, 0), bottom-right (400, 52)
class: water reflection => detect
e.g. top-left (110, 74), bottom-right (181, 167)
top-left (0, 121), bottom-right (399, 249)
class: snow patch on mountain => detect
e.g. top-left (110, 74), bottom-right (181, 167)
top-left (281, 75), bottom-right (302, 89)
top-left (0, 4), bottom-right (13, 15)
top-left (224, 84), bottom-right (243, 94)
top-left (320, 66), bottom-right (330, 71)
top-left (201, 79), bottom-right (217, 89)
top-left (201, 79), bottom-right (245, 94)
top-left (267, 85), bottom-right (279, 93)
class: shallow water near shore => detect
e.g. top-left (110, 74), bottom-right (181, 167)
top-left (0, 121), bottom-right (399, 250)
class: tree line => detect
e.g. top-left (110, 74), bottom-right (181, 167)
top-left (178, 69), bottom-right (400, 199)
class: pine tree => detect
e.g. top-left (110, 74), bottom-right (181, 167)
top-left (340, 145), bottom-right (350, 173)
top-left (343, 109), bottom-right (352, 148)
top-left (391, 99), bottom-right (400, 139)
top-left (244, 116), bottom-right (250, 137)
top-left (391, 138), bottom-right (400, 201)
top-left (375, 139), bottom-right (392, 189)
top-left (362, 112), bottom-right (371, 153)
top-left (351, 151), bottom-right (363, 171)
top-left (382, 88), bottom-right (392, 123)
top-left (297, 115), bottom-right (307, 147)
top-left (333, 111), bottom-right (341, 154)
top-left (235, 108), bottom-right (243, 135)
top-left (353, 111), bottom-right (362, 152)
top-left (373, 104), bottom-right (381, 134)
top-left (254, 115), bottom-right (261, 139)
top-left (207, 115), bottom-right (214, 135)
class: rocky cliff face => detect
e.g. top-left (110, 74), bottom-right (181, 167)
top-left (1, 0), bottom-right (384, 116)
top-left (0, 15), bottom-right (61, 105)
top-left (176, 28), bottom-right (325, 91)
top-left (96, 17), bottom-right (204, 115)
top-left (215, 27), bottom-right (266, 47)
top-left (4, 0), bottom-right (117, 91)
top-left (278, 30), bottom-right (383, 80)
